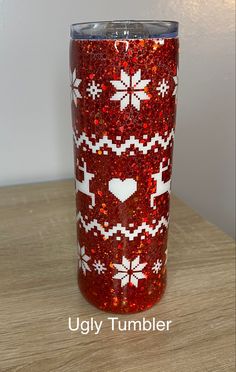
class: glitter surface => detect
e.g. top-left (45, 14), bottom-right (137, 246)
top-left (70, 37), bottom-right (179, 313)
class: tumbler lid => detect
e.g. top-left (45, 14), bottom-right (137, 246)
top-left (70, 20), bottom-right (178, 40)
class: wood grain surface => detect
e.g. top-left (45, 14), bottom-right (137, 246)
top-left (0, 180), bottom-right (235, 372)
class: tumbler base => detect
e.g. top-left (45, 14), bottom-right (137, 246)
top-left (78, 269), bottom-right (167, 314)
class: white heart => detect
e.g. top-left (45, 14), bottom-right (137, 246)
top-left (109, 178), bottom-right (137, 202)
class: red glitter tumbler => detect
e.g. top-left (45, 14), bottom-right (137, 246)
top-left (70, 20), bottom-right (179, 313)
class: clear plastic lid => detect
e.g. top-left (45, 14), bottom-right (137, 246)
top-left (70, 20), bottom-right (178, 40)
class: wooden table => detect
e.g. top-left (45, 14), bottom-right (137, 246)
top-left (0, 180), bottom-right (235, 372)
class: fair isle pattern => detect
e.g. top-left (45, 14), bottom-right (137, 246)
top-left (75, 159), bottom-right (95, 209)
top-left (92, 260), bottom-right (107, 274)
top-left (172, 67), bottom-right (178, 102)
top-left (77, 252), bottom-right (165, 283)
top-left (113, 256), bottom-right (147, 287)
top-left (71, 68), bottom-right (82, 106)
top-left (108, 178), bottom-right (137, 202)
top-left (151, 159), bottom-right (171, 208)
top-left (110, 69), bottom-right (151, 111)
top-left (86, 80), bottom-right (102, 100)
top-left (76, 212), bottom-right (169, 240)
top-left (71, 66), bottom-right (177, 107)
top-left (156, 78), bottom-right (169, 98)
top-left (152, 259), bottom-right (162, 274)
top-left (77, 244), bottom-right (91, 275)
top-left (73, 128), bottom-right (174, 155)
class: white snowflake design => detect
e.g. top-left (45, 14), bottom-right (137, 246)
top-left (152, 259), bottom-right (162, 274)
top-left (113, 256), bottom-right (147, 288)
top-left (110, 69), bottom-right (151, 111)
top-left (172, 68), bottom-right (178, 99)
top-left (71, 68), bottom-right (82, 106)
top-left (156, 78), bottom-right (169, 98)
top-left (93, 260), bottom-right (107, 275)
top-left (77, 244), bottom-right (91, 275)
top-left (86, 80), bottom-right (102, 100)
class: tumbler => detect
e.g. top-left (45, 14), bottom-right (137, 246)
top-left (70, 20), bottom-right (179, 313)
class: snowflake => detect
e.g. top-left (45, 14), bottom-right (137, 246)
top-left (71, 68), bottom-right (82, 106)
top-left (152, 259), bottom-right (162, 274)
top-left (172, 68), bottom-right (178, 98)
top-left (156, 78), bottom-right (169, 98)
top-left (86, 80), bottom-right (102, 100)
top-left (110, 69), bottom-right (151, 111)
top-left (77, 244), bottom-right (91, 275)
top-left (93, 260), bottom-right (107, 275)
top-left (113, 256), bottom-right (147, 288)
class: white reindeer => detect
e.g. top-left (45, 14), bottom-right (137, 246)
top-left (75, 159), bottom-right (95, 208)
top-left (151, 159), bottom-right (171, 209)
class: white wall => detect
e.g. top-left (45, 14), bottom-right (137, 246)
top-left (0, 0), bottom-right (235, 237)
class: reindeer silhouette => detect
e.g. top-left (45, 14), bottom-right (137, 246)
top-left (151, 159), bottom-right (171, 209)
top-left (76, 159), bottom-right (95, 208)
